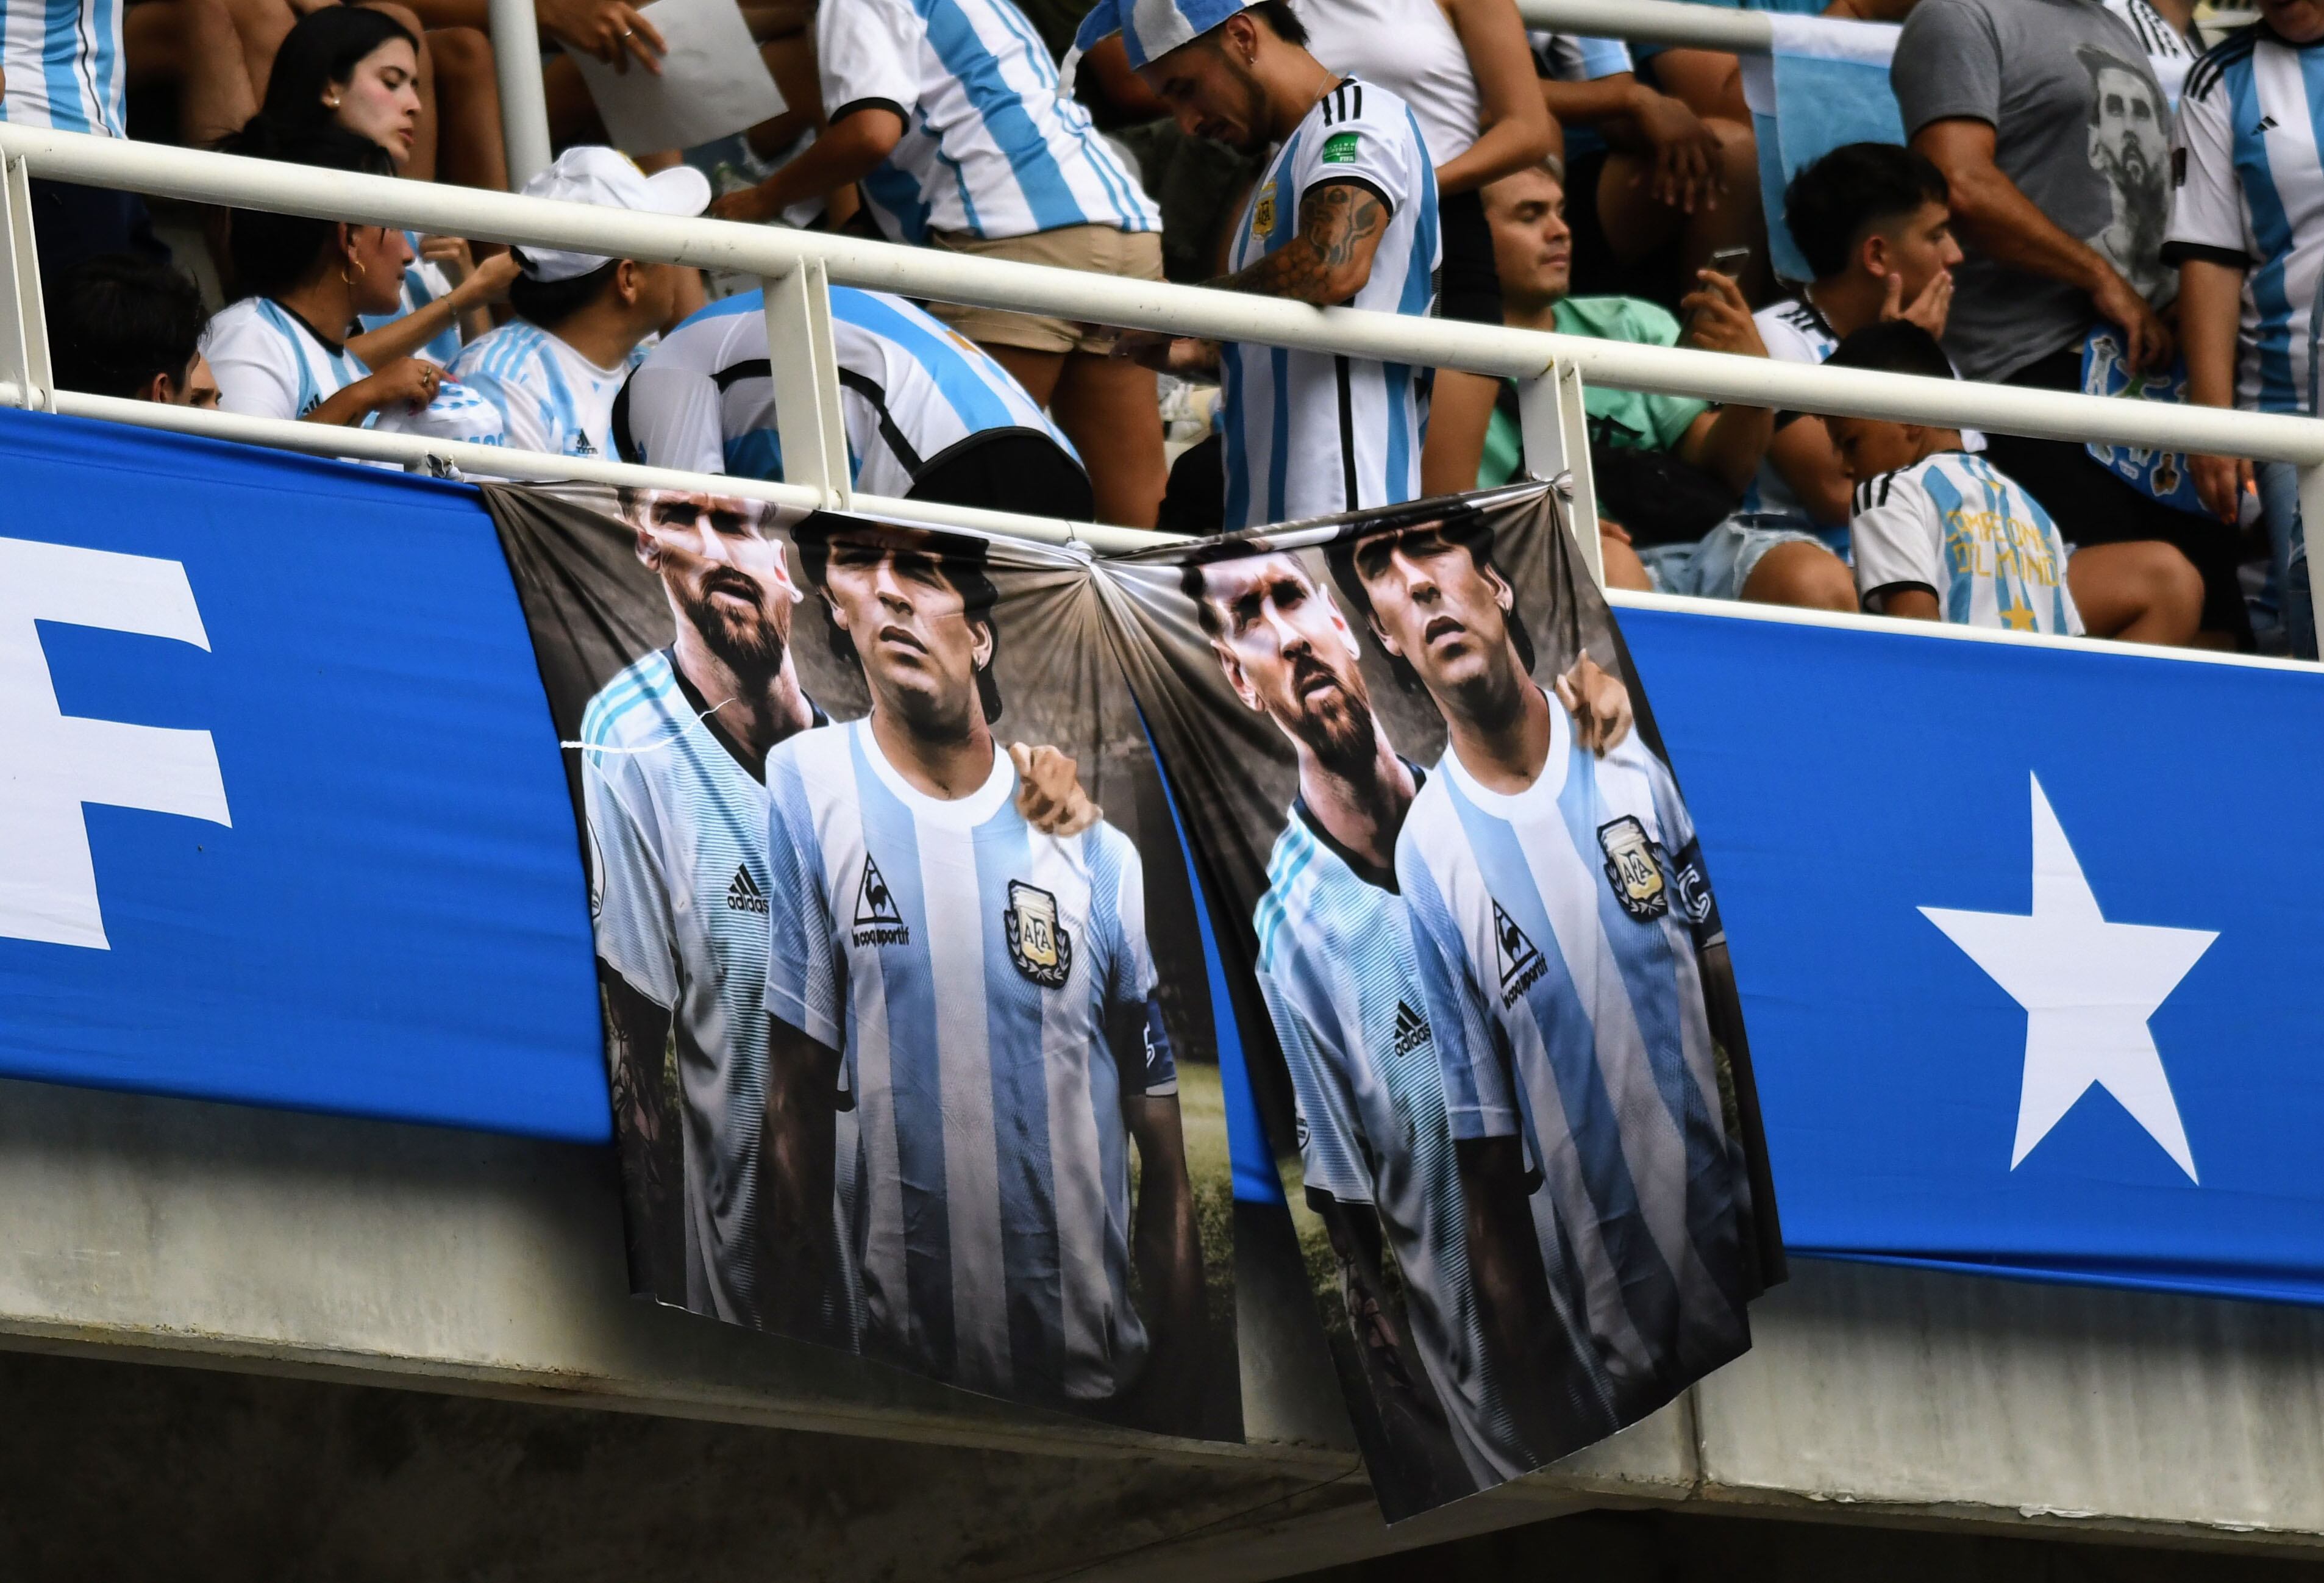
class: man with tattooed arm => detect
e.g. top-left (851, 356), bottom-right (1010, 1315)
top-left (1104, 0), bottom-right (1441, 529)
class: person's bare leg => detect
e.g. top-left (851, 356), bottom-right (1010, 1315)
top-left (2067, 541), bottom-right (2205, 646)
top-left (1681, 118), bottom-right (1769, 301)
top-left (1422, 366), bottom-right (1499, 498)
top-left (424, 25), bottom-right (507, 189)
top-left (982, 341), bottom-right (1064, 406)
top-left (743, 32), bottom-right (818, 157)
top-left (1048, 351), bottom-right (1167, 528)
top-left (127, 0), bottom-right (258, 145)
top-left (223, 0), bottom-right (296, 97)
top-left (1738, 540), bottom-right (1857, 611)
top-left (1594, 149), bottom-right (1681, 268)
top-left (1601, 529), bottom-right (1653, 591)
top-left (358, 2), bottom-right (440, 179)
top-left (546, 53), bottom-right (608, 147)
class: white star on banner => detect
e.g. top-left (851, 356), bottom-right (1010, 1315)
top-left (1920, 774), bottom-right (2217, 1184)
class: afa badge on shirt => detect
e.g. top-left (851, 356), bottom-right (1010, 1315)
top-left (1597, 816), bottom-right (1668, 921)
top-left (1252, 186), bottom-right (1277, 240)
top-left (1005, 879), bottom-right (1071, 987)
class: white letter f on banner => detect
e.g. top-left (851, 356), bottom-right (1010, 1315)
top-left (0, 537), bottom-right (232, 949)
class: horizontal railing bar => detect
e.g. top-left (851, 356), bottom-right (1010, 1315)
top-left (18, 387), bottom-right (1178, 554)
top-left (1514, 0), bottom-right (1775, 51)
top-left (8, 126), bottom-right (2324, 462)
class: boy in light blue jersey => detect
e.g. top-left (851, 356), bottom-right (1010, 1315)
top-left (2172, 0), bottom-right (2324, 657)
top-left (1331, 510), bottom-right (1753, 1428)
top-left (1184, 545), bottom-right (1633, 1490)
top-left (1113, 0), bottom-right (1439, 529)
top-left (760, 519), bottom-right (1202, 1417)
top-left (455, 148), bottom-right (708, 464)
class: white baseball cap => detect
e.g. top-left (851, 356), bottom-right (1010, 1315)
top-left (512, 146), bottom-right (713, 282)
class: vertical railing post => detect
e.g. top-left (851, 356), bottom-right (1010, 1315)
top-left (490, 0), bottom-right (554, 188)
top-left (0, 155), bottom-right (52, 410)
top-left (2298, 462), bottom-right (2324, 661)
top-left (1517, 357), bottom-right (1602, 586)
top-left (761, 259), bottom-right (851, 510)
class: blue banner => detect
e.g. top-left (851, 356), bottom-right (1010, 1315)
top-left (1624, 604), bottom-right (2324, 1306)
top-left (0, 410), bottom-right (607, 1140)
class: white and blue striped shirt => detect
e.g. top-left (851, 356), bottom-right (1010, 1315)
top-left (452, 319), bottom-right (630, 462)
top-left (1222, 77), bottom-right (1439, 529)
top-left (0, 0), bottom-right (124, 135)
top-left (200, 297), bottom-right (371, 423)
top-left (1256, 796), bottom-right (1531, 1485)
top-left (616, 286), bottom-right (1077, 498)
top-left (1849, 451), bottom-right (2084, 634)
top-left (818, 0), bottom-right (1160, 244)
top-left (2166, 26), bottom-right (2324, 412)
top-left (1397, 698), bottom-right (1750, 1421)
top-left (763, 718), bottom-right (1172, 1407)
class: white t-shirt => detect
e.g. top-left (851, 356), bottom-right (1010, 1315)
top-left (1222, 78), bottom-right (1440, 529)
top-left (1296, 0), bottom-right (1477, 168)
top-left (371, 377), bottom-right (507, 448)
top-left (817, 0), bottom-right (1160, 244)
top-left (1850, 451), bottom-right (2084, 634)
top-left (1748, 295), bottom-right (1984, 526)
top-left (451, 320), bottom-right (629, 461)
top-left (201, 298), bottom-right (372, 423)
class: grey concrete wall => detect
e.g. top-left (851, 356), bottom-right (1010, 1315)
top-left (2, 1073), bottom-right (2322, 1579)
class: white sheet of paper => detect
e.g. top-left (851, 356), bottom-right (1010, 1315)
top-left (571, 0), bottom-right (785, 155)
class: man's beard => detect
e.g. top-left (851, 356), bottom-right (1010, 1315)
top-left (682, 568), bottom-right (788, 680)
top-left (1287, 657), bottom-right (1379, 776)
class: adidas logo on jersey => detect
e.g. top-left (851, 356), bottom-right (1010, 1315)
top-left (852, 855), bottom-right (908, 947)
top-left (1391, 1001), bottom-right (1430, 1057)
top-left (726, 865), bottom-right (768, 915)
top-left (1492, 899), bottom-right (1545, 1006)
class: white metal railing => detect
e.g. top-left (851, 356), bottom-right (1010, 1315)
top-left (2, 124), bottom-right (2322, 619)
top-left (1515, 0), bottom-right (1779, 51)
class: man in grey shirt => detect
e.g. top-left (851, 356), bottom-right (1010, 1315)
top-left (1893, 0), bottom-right (2242, 646)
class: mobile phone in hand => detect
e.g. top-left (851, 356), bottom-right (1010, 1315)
top-left (1681, 246), bottom-right (1754, 342)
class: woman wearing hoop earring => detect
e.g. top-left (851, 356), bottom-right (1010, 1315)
top-left (199, 121), bottom-right (449, 427)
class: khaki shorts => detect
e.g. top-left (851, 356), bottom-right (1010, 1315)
top-left (924, 225), bottom-right (1165, 356)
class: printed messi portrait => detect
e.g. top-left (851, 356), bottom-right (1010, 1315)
top-left (483, 482), bottom-right (1240, 1440)
top-left (1092, 481), bottom-right (1783, 1516)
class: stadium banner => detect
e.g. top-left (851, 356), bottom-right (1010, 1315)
top-left (479, 481), bottom-right (1244, 1441)
top-left (0, 407), bottom-right (607, 1139)
top-left (1617, 604), bottom-right (2324, 1310)
top-left (1089, 484), bottom-right (1785, 1519)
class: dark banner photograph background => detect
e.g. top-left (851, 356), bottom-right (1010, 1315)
top-left (483, 482), bottom-right (1241, 1442)
top-left (1094, 484), bottom-right (1783, 1518)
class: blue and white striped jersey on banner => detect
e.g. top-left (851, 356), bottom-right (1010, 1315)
top-left (200, 298), bottom-right (372, 423)
top-left (1849, 451), bottom-right (2084, 635)
top-left (2165, 26), bottom-right (2324, 413)
top-left (0, 0), bottom-right (124, 135)
top-left (615, 287), bottom-right (1074, 497)
top-left (761, 718), bottom-right (1172, 1406)
top-left (1256, 799), bottom-right (1534, 1485)
top-left (816, 0), bottom-right (1160, 245)
top-left (452, 320), bottom-right (630, 462)
top-left (1397, 698), bottom-right (1747, 1420)
top-left (1222, 77), bottom-right (1439, 529)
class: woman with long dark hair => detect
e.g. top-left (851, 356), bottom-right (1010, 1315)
top-left (200, 120), bottom-right (447, 427)
top-left (254, 5), bottom-right (515, 366)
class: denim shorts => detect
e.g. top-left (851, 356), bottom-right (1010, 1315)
top-left (1637, 515), bottom-right (1830, 602)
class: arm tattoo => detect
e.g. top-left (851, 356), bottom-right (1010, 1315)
top-left (1205, 180), bottom-right (1388, 304)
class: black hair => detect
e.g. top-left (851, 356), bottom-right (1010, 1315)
top-left (217, 118), bottom-right (399, 299)
top-left (255, 5), bottom-right (419, 139)
top-left (1783, 142), bottom-right (1950, 281)
top-left (508, 259), bottom-right (621, 329)
top-left (793, 515), bottom-right (1006, 724)
top-left (1825, 318), bottom-right (1956, 382)
top-left (48, 254), bottom-right (207, 399)
top-left (1323, 509), bottom-right (1536, 687)
top-left (1245, 0), bottom-right (1308, 47)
